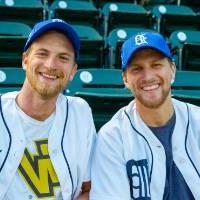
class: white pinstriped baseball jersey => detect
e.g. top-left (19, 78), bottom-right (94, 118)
top-left (0, 92), bottom-right (96, 200)
top-left (90, 99), bottom-right (200, 200)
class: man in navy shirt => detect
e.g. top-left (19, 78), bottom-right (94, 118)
top-left (90, 32), bottom-right (200, 200)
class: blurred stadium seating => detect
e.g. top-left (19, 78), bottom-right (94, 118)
top-left (0, 0), bottom-right (44, 27)
top-left (0, 67), bottom-right (25, 93)
top-left (172, 70), bottom-right (200, 106)
top-left (170, 30), bottom-right (200, 70)
top-left (0, 21), bottom-right (31, 68)
top-left (73, 25), bottom-right (104, 68)
top-left (93, 0), bottom-right (135, 8)
top-left (152, 5), bottom-right (200, 38)
top-left (66, 68), bottom-right (132, 130)
top-left (102, 3), bottom-right (153, 38)
top-left (49, 0), bottom-right (100, 31)
top-left (0, 0), bottom-right (200, 128)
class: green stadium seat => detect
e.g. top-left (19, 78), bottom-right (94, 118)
top-left (102, 3), bottom-right (153, 38)
top-left (0, 21), bottom-right (31, 68)
top-left (0, 67), bottom-right (25, 93)
top-left (66, 68), bottom-right (132, 130)
top-left (172, 70), bottom-right (200, 106)
top-left (93, 0), bottom-right (134, 8)
top-left (143, 0), bottom-right (178, 7)
top-left (73, 25), bottom-right (104, 68)
top-left (170, 30), bottom-right (200, 71)
top-left (0, 0), bottom-right (44, 27)
top-left (152, 5), bottom-right (200, 38)
top-left (0, 21), bottom-right (31, 36)
top-left (49, 0), bottom-right (100, 31)
top-left (180, 0), bottom-right (200, 8)
top-left (47, 0), bottom-right (90, 5)
top-left (106, 27), bottom-right (155, 68)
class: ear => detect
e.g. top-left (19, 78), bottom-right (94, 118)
top-left (122, 71), bottom-right (130, 89)
top-left (170, 62), bottom-right (176, 85)
top-left (22, 52), bottom-right (27, 71)
top-left (171, 75), bottom-right (175, 85)
top-left (69, 63), bottom-right (78, 81)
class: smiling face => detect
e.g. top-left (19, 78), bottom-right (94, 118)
top-left (123, 48), bottom-right (175, 109)
top-left (22, 30), bottom-right (77, 99)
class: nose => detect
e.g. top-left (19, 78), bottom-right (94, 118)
top-left (141, 68), bottom-right (155, 82)
top-left (44, 56), bottom-right (57, 69)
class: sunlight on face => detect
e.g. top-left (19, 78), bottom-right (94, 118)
top-left (23, 31), bottom-right (77, 99)
top-left (123, 48), bottom-right (175, 109)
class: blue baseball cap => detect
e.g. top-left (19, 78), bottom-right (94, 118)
top-left (24, 18), bottom-right (80, 60)
top-left (121, 32), bottom-right (172, 71)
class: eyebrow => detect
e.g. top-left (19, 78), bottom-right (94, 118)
top-left (35, 48), bottom-right (73, 57)
top-left (35, 48), bottom-right (48, 52)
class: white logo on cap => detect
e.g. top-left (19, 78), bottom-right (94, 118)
top-left (52, 19), bottom-right (64, 23)
top-left (135, 34), bottom-right (148, 46)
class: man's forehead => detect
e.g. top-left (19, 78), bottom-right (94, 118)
top-left (27, 40), bottom-right (75, 58)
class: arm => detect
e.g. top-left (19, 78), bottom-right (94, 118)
top-left (77, 105), bottom-right (95, 200)
top-left (90, 125), bottom-right (131, 200)
top-left (76, 181), bottom-right (91, 200)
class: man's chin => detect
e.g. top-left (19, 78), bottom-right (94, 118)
top-left (36, 87), bottom-right (61, 99)
top-left (137, 96), bottom-right (167, 109)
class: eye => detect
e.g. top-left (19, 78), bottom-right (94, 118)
top-left (35, 51), bottom-right (48, 57)
top-left (130, 66), bottom-right (142, 73)
top-left (60, 56), bottom-right (69, 60)
top-left (59, 55), bottom-right (71, 62)
top-left (152, 63), bottom-right (162, 69)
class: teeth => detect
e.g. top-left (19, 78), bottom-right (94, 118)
top-left (143, 84), bottom-right (159, 91)
top-left (42, 73), bottom-right (57, 79)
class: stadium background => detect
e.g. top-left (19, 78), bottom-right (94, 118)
top-left (0, 0), bottom-right (200, 130)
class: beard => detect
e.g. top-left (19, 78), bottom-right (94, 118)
top-left (26, 67), bottom-right (67, 99)
top-left (136, 88), bottom-right (171, 109)
top-left (134, 80), bottom-right (171, 109)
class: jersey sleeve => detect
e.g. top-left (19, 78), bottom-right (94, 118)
top-left (90, 123), bottom-right (131, 200)
top-left (83, 113), bottom-right (97, 182)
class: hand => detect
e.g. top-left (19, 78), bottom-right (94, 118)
top-left (76, 181), bottom-right (91, 200)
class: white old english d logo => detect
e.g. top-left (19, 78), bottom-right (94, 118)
top-left (135, 34), bottom-right (148, 46)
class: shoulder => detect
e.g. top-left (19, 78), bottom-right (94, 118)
top-left (99, 100), bottom-right (134, 134)
top-left (187, 102), bottom-right (200, 112)
top-left (0, 91), bottom-right (18, 107)
top-left (68, 96), bottom-right (91, 109)
top-left (97, 105), bottom-right (128, 143)
top-left (60, 94), bottom-right (90, 108)
top-left (1, 91), bottom-right (18, 100)
top-left (59, 95), bottom-right (95, 132)
top-left (186, 102), bottom-right (200, 122)
top-left (173, 98), bottom-right (200, 122)
top-left (173, 98), bottom-right (200, 112)
top-left (59, 94), bottom-right (92, 113)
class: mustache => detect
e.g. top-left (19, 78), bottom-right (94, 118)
top-left (139, 79), bottom-right (160, 87)
top-left (37, 68), bottom-right (64, 78)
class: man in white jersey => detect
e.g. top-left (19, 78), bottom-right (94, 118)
top-left (0, 19), bottom-right (96, 200)
top-left (90, 32), bottom-right (200, 199)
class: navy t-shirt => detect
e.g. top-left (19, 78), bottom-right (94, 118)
top-left (149, 113), bottom-right (194, 200)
